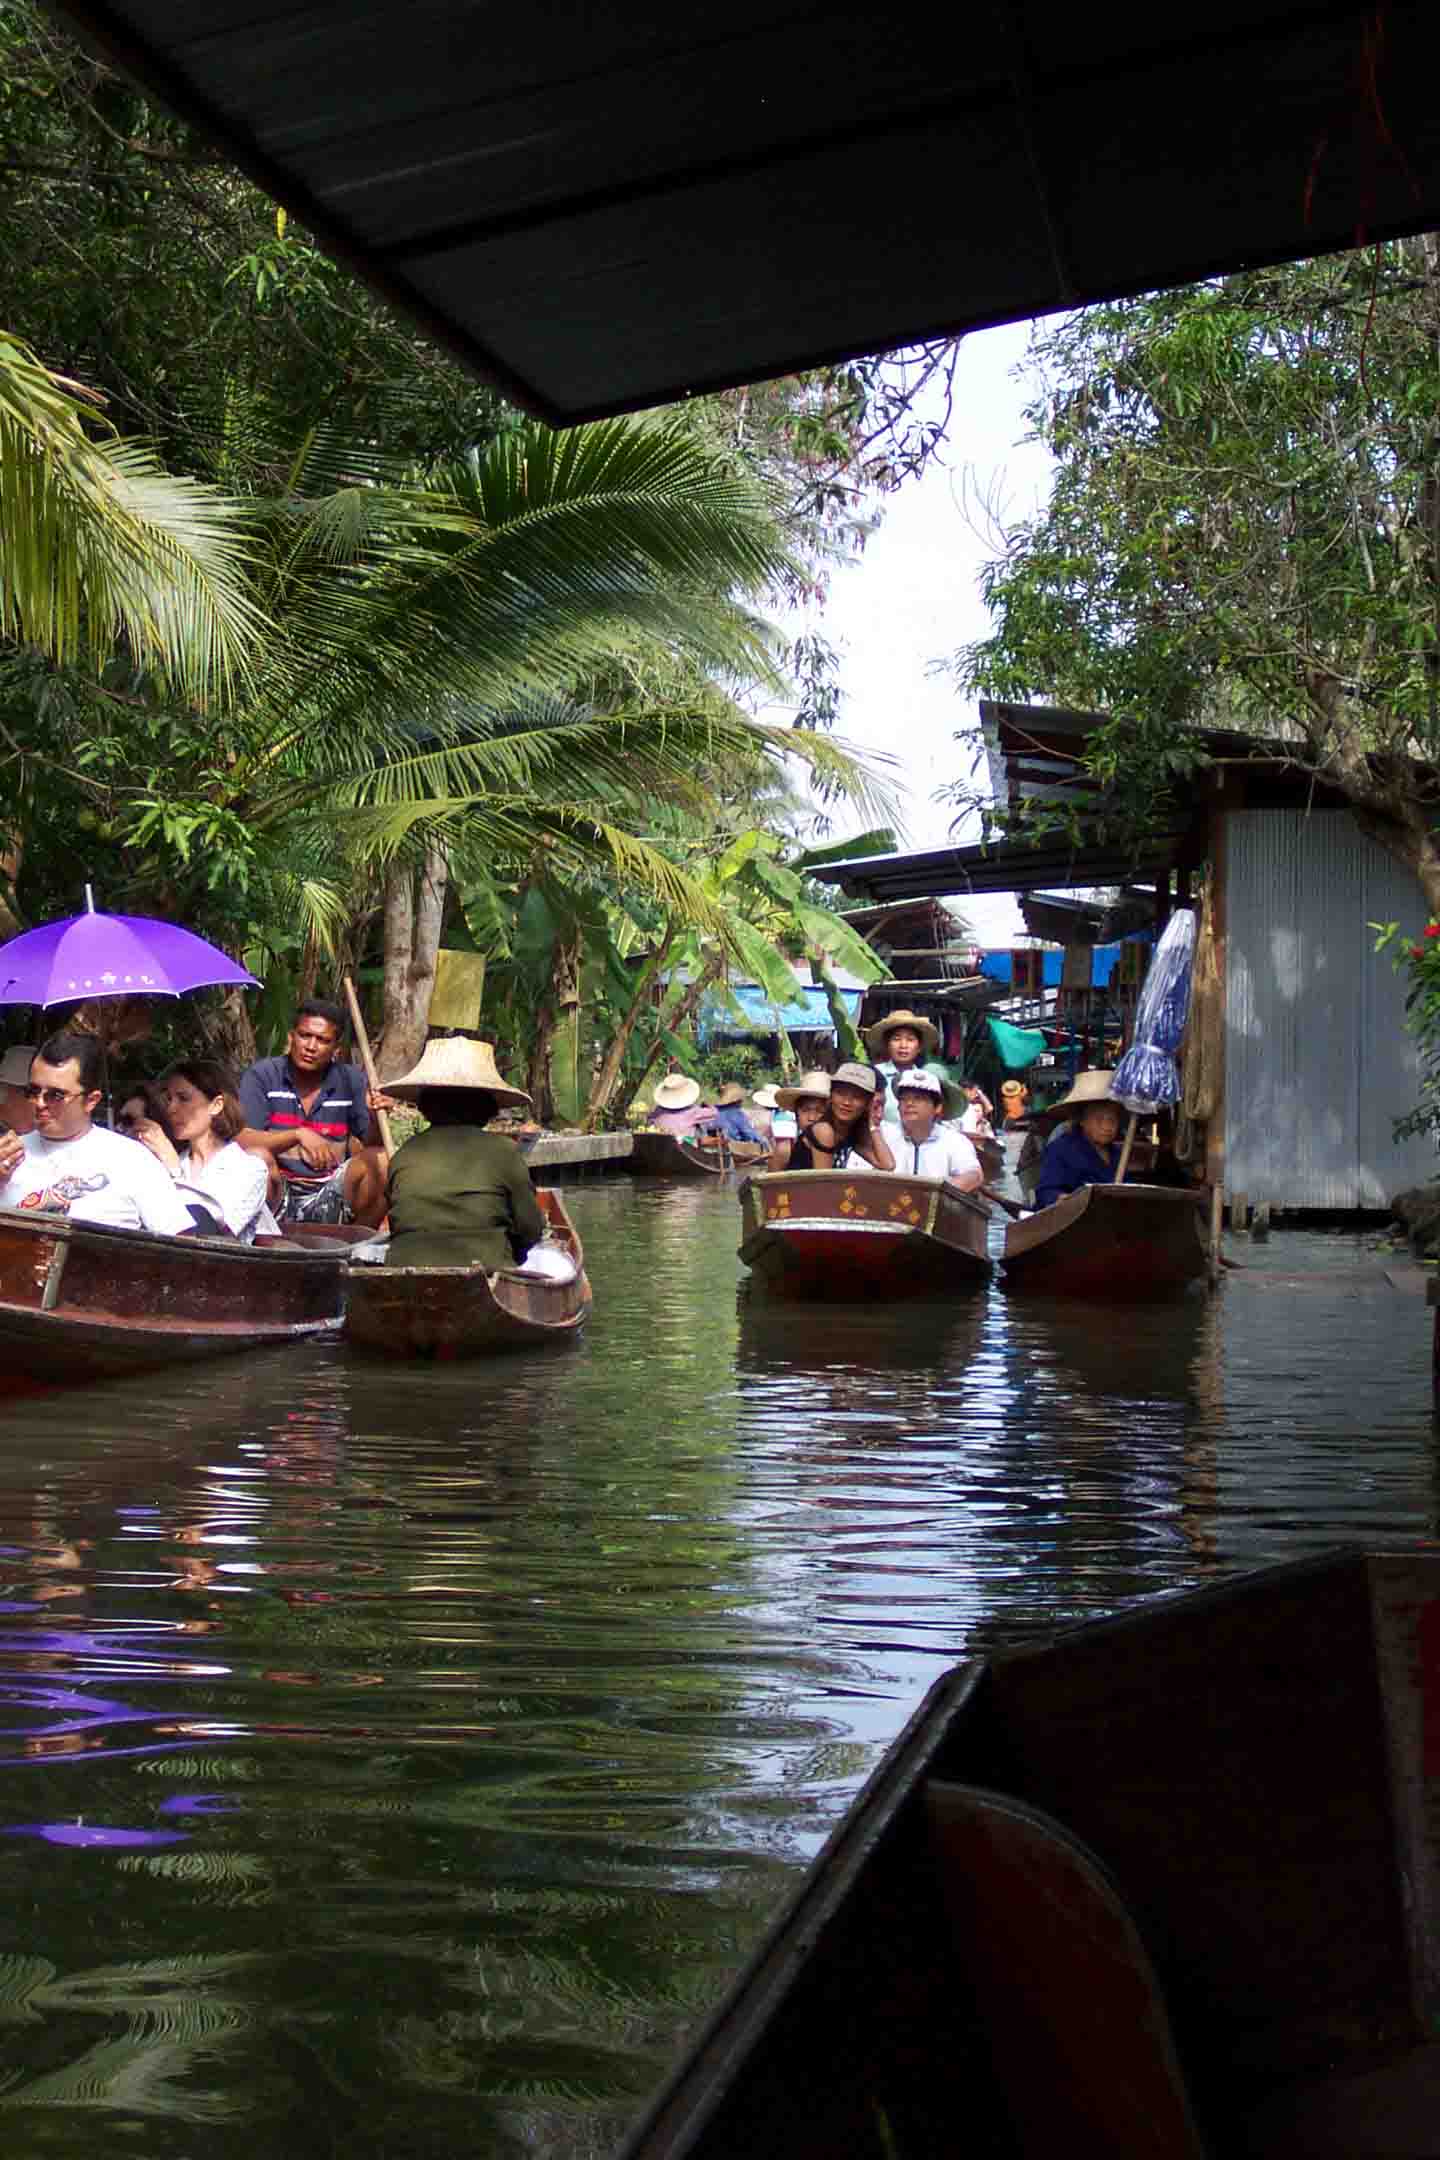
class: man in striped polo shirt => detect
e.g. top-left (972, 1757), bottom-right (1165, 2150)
top-left (237, 999), bottom-right (388, 1228)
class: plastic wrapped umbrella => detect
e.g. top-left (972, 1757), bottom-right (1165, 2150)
top-left (1110, 907), bottom-right (1197, 1183)
top-left (0, 886), bottom-right (258, 1117)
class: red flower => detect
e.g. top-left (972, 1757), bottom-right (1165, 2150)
top-left (1426, 925), bottom-right (1440, 939)
top-left (1413, 945), bottom-right (1426, 959)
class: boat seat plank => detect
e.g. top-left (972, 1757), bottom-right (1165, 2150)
top-left (926, 1781), bottom-right (1206, 2159)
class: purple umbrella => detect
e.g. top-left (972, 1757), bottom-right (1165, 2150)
top-left (0, 888), bottom-right (257, 1008)
top-left (0, 887), bottom-right (258, 1123)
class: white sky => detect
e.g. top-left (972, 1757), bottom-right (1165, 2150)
top-left (782, 319), bottom-right (1056, 946)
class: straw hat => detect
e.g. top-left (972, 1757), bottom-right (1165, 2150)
top-left (654, 1072), bottom-right (702, 1111)
top-left (715, 1083), bottom-right (746, 1107)
top-left (864, 1008), bottom-right (940, 1059)
top-left (751, 1085), bottom-right (780, 1110)
top-left (1000, 1079), bottom-right (1028, 1100)
top-left (383, 1036), bottom-right (531, 1106)
top-left (1030, 1069), bottom-right (1123, 1129)
top-left (775, 1069), bottom-right (832, 1110)
top-left (0, 1044), bottom-right (35, 1089)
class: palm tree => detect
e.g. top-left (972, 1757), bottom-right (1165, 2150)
top-left (0, 331), bottom-right (262, 704)
top-left (114, 415), bottom-right (891, 1060)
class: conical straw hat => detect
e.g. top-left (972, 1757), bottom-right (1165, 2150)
top-left (864, 1008), bottom-right (940, 1058)
top-left (653, 1073), bottom-right (701, 1110)
top-left (1029, 1069), bottom-right (1123, 1130)
top-left (382, 1036), bottom-right (530, 1107)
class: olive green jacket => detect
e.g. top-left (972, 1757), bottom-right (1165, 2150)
top-left (384, 1126), bottom-right (544, 1269)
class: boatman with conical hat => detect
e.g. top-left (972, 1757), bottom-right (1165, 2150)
top-left (378, 1037), bottom-right (544, 1270)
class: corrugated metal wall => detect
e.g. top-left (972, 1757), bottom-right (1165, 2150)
top-left (1224, 810), bottom-right (1439, 1208)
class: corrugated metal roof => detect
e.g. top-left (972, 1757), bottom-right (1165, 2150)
top-left (45, 1), bottom-right (1440, 423)
top-left (809, 831), bottom-right (1184, 903)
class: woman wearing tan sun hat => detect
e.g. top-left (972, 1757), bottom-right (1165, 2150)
top-left (646, 1071), bottom-right (720, 1139)
top-left (1030, 1070), bottom-right (1126, 1210)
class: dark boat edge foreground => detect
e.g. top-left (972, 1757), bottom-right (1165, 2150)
top-left (344, 1187), bottom-right (591, 1356)
top-left (1002, 1179), bottom-right (1210, 1298)
top-left (620, 1550), bottom-right (1440, 2160)
top-left (0, 1205), bottom-right (346, 1386)
top-left (739, 1168), bottom-right (990, 1298)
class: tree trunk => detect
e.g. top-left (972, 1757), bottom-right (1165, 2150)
top-left (200, 984), bottom-right (258, 1069)
top-left (620, 948), bottom-right (724, 1114)
top-left (0, 840), bottom-right (23, 941)
top-left (527, 1003), bottom-right (555, 1123)
top-left (582, 925), bottom-right (676, 1130)
top-left (547, 932), bottom-right (584, 1125)
top-left (377, 847), bottom-right (448, 1072)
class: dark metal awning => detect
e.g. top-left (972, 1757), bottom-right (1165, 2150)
top-left (808, 832), bottom-right (1184, 905)
top-left (44, 1), bottom-right (1440, 424)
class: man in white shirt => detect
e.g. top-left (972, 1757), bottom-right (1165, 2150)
top-left (890, 1070), bottom-right (984, 1191)
top-left (0, 1034), bottom-right (195, 1238)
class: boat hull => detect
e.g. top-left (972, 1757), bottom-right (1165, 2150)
top-left (1002, 1180), bottom-right (1209, 1298)
top-left (0, 1206), bottom-right (346, 1386)
top-left (739, 1170), bottom-right (989, 1298)
top-left (620, 1551), bottom-right (1440, 2160)
top-left (630, 1131), bottom-right (726, 1178)
top-left (345, 1189), bottom-right (591, 1356)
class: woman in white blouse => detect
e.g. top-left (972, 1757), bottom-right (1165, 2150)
top-left (132, 1058), bottom-right (278, 1242)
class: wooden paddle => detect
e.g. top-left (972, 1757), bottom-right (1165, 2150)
top-left (342, 973), bottom-right (396, 1163)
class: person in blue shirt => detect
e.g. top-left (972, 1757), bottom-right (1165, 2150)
top-left (711, 1083), bottom-right (763, 1145)
top-left (1034, 1071), bottom-right (1126, 1210)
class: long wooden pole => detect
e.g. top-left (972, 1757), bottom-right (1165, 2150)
top-left (1114, 1110), bottom-right (1138, 1184)
top-left (342, 973), bottom-right (396, 1163)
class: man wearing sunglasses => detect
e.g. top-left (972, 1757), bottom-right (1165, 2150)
top-left (0, 1034), bottom-right (194, 1237)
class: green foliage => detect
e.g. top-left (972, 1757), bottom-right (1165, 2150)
top-left (1374, 918), bottom-right (1440, 1139)
top-left (695, 1044), bottom-right (768, 1096)
top-left (947, 242), bottom-right (1440, 872)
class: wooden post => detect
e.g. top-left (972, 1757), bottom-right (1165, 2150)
top-left (1209, 1181), bottom-right (1224, 1274)
top-left (1114, 1110), bottom-right (1138, 1185)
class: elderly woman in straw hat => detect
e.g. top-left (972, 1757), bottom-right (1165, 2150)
top-left (646, 1072), bottom-right (720, 1139)
top-left (379, 1038), bottom-right (544, 1269)
top-left (1031, 1070), bottom-right (1126, 1211)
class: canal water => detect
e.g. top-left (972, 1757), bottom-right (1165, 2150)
top-left (0, 1182), bottom-right (1433, 2157)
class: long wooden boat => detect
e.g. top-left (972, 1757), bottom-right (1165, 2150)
top-left (739, 1169), bottom-right (989, 1298)
top-left (344, 1187), bottom-right (591, 1357)
top-left (1002, 1179), bottom-right (1209, 1298)
top-left (630, 1130), bottom-right (767, 1178)
top-left (0, 1205), bottom-right (346, 1386)
top-left (621, 1549), bottom-right (1440, 2160)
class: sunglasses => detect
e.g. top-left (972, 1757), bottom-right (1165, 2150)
top-left (24, 1085), bottom-right (85, 1106)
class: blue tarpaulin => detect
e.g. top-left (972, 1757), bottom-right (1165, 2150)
top-left (978, 939), bottom-right (1144, 990)
top-left (697, 981), bottom-right (862, 1046)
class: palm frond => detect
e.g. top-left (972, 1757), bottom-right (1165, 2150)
top-left (0, 332), bottom-right (265, 704)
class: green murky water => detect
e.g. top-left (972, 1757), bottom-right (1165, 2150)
top-left (0, 1182), bottom-right (1434, 2154)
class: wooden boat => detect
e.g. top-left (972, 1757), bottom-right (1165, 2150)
top-left (739, 1169), bottom-right (989, 1298)
top-left (629, 1130), bottom-right (765, 1178)
top-left (1002, 1179), bottom-right (1209, 1298)
top-left (0, 1205), bottom-right (346, 1386)
top-left (344, 1187), bottom-right (591, 1357)
top-left (620, 1549), bottom-right (1440, 2160)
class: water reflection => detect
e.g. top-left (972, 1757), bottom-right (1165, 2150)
top-left (0, 1192), bottom-right (1434, 2154)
